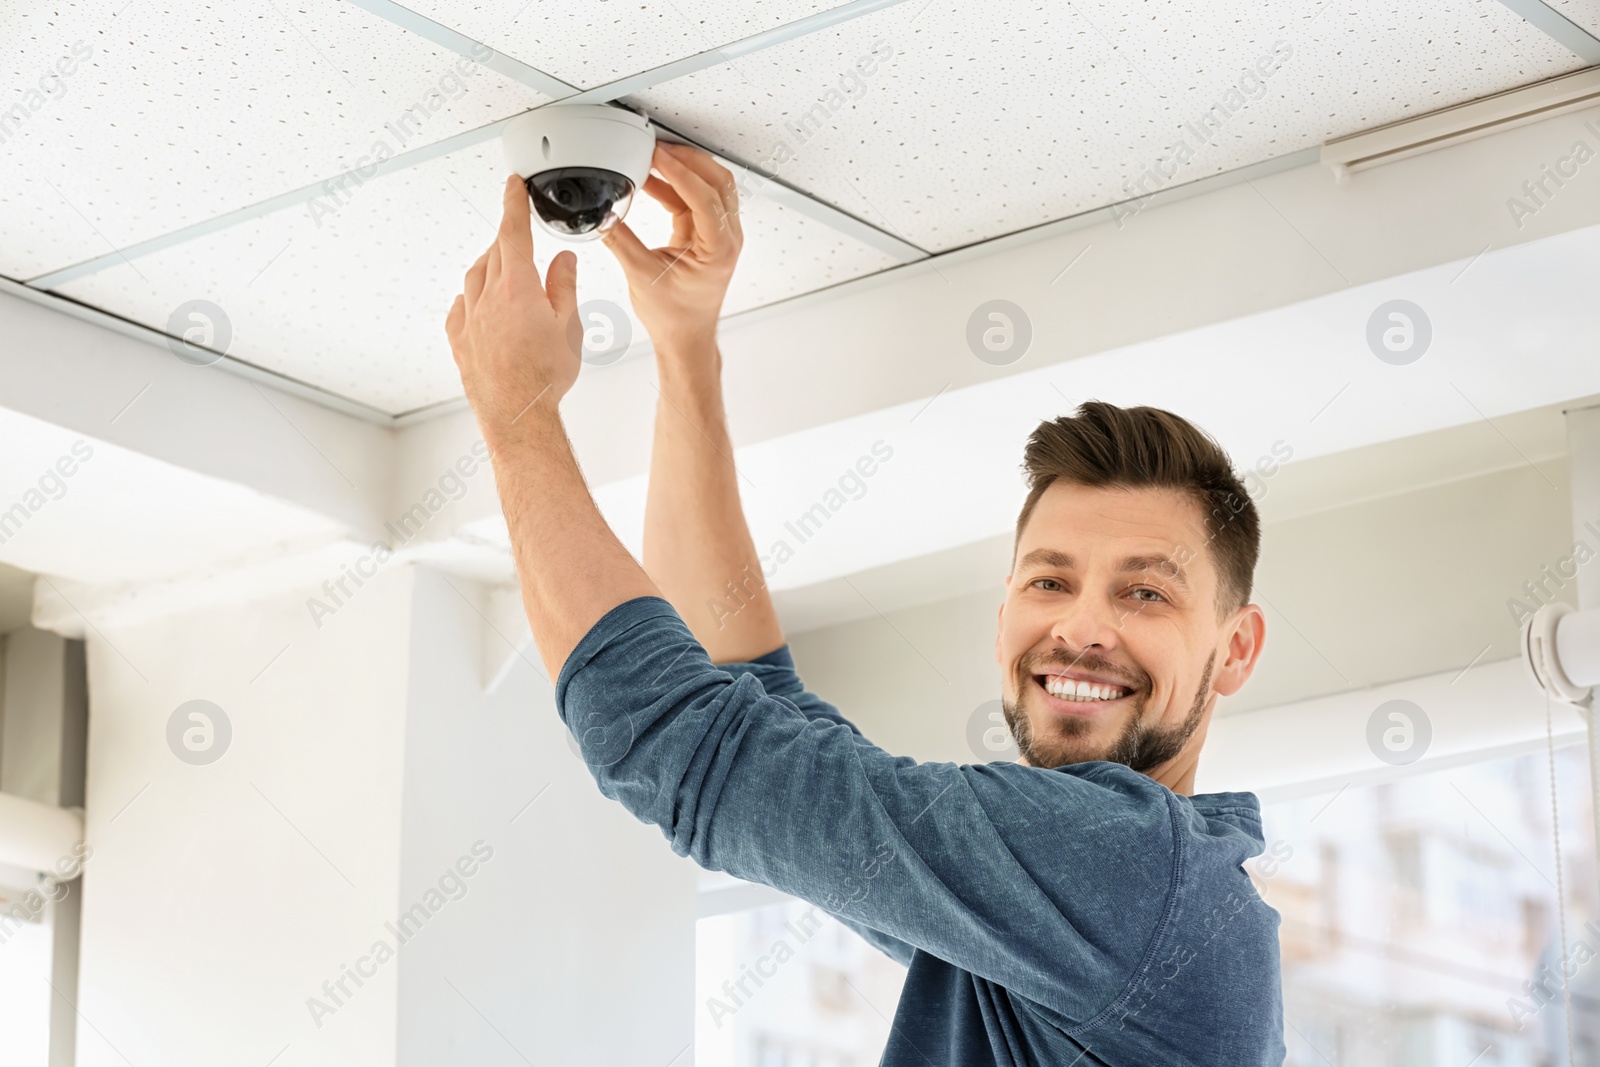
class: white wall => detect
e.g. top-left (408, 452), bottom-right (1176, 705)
top-left (393, 567), bottom-right (694, 1067)
top-left (786, 450), bottom-right (1584, 778)
top-left (76, 566), bottom-right (415, 1067)
top-left (67, 562), bottom-right (696, 1066)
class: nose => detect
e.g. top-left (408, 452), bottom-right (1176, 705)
top-left (1047, 586), bottom-right (1124, 662)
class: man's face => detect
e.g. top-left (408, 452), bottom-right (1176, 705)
top-left (993, 481), bottom-right (1259, 778)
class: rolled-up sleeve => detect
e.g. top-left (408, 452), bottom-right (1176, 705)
top-left (714, 641), bottom-right (872, 738)
top-left (714, 642), bottom-right (915, 965)
top-left (554, 595), bottom-right (1177, 1018)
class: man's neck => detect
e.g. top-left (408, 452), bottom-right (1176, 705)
top-left (1016, 753), bottom-right (1201, 795)
top-left (1149, 760), bottom-right (1198, 796)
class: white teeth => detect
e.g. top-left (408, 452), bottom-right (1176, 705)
top-left (1042, 676), bottom-right (1128, 702)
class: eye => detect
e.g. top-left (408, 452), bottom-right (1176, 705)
top-left (1130, 587), bottom-right (1168, 604)
top-left (1029, 577), bottom-right (1065, 592)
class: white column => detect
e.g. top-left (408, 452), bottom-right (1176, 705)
top-left (391, 566), bottom-right (695, 1067)
top-left (63, 562), bottom-right (695, 1067)
top-left (0, 627), bottom-right (88, 1067)
top-left (72, 565), bottom-right (416, 1067)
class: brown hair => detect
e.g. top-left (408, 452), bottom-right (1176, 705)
top-left (1013, 400), bottom-right (1260, 620)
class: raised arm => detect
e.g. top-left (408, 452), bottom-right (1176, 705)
top-left (442, 173), bottom-right (1203, 1018)
top-left (553, 596), bottom-right (1188, 1014)
top-left (600, 148), bottom-right (918, 965)
top-left (600, 142), bottom-right (784, 665)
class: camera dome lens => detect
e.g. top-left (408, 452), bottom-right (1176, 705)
top-left (526, 168), bottom-right (635, 240)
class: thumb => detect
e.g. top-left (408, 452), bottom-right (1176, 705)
top-left (599, 218), bottom-right (655, 280)
top-left (545, 249), bottom-right (578, 320)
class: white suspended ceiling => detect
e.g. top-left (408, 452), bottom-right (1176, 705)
top-left (637, 0), bottom-right (1583, 251)
top-left (2, 0), bottom-right (1597, 416)
top-left (54, 141), bottom-right (904, 415)
top-left (392, 0), bottom-right (883, 88)
top-left (1551, 0), bottom-right (1600, 37)
top-left (0, 0), bottom-right (550, 279)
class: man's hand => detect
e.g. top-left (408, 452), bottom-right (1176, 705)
top-left (446, 174), bottom-right (580, 443)
top-left (599, 141), bottom-right (743, 355)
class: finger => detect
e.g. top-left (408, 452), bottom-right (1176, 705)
top-left (653, 146), bottom-right (735, 255)
top-left (464, 251), bottom-right (489, 310)
top-left (661, 142), bottom-right (738, 210)
top-left (661, 142), bottom-right (741, 239)
top-left (647, 143), bottom-right (695, 245)
top-left (641, 174), bottom-right (693, 247)
top-left (445, 293), bottom-right (465, 343)
top-left (599, 217), bottom-right (658, 279)
top-left (545, 249), bottom-right (578, 322)
top-left (642, 154), bottom-right (690, 215)
top-left (498, 173), bottom-right (538, 274)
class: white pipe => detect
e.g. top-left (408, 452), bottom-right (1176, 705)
top-left (0, 792), bottom-right (84, 877)
top-left (1566, 403), bottom-right (1600, 901)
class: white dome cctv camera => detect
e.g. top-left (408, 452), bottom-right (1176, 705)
top-left (502, 104), bottom-right (656, 241)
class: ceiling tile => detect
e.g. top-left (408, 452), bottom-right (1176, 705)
top-left (1548, 0), bottom-right (1600, 37)
top-left (0, 0), bottom-right (549, 279)
top-left (633, 0), bottom-right (1586, 252)
top-left (54, 141), bottom-right (902, 416)
top-left (392, 0), bottom-right (862, 88)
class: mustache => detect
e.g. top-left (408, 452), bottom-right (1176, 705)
top-left (1022, 650), bottom-right (1144, 691)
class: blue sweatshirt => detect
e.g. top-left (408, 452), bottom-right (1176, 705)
top-left (555, 596), bottom-right (1286, 1066)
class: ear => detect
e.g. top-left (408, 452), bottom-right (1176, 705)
top-left (1212, 604), bottom-right (1266, 698)
top-left (994, 584), bottom-right (1006, 666)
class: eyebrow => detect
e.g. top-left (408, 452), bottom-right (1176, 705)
top-left (1015, 548), bottom-right (1191, 594)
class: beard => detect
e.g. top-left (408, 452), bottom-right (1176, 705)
top-left (1003, 648), bottom-right (1215, 773)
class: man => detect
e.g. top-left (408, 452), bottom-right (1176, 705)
top-left (445, 142), bottom-right (1285, 1066)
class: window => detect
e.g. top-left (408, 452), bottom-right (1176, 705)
top-left (1262, 742), bottom-right (1597, 1066)
top-left (696, 897), bottom-right (908, 1067)
top-left (696, 742), bottom-right (1595, 1066)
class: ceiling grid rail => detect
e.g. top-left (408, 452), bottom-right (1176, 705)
top-left (24, 0), bottom-right (926, 291)
top-left (1494, 0), bottom-right (1600, 64)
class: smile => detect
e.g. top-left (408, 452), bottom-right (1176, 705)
top-left (1032, 673), bottom-right (1136, 716)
